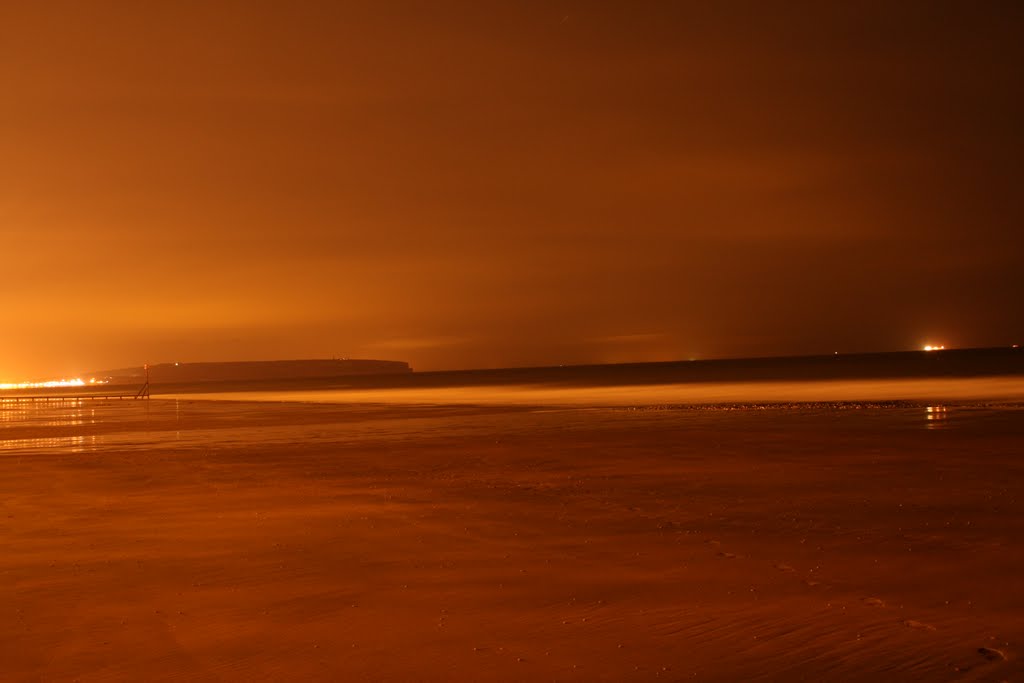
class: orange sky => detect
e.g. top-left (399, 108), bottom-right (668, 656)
top-left (2, 2), bottom-right (1022, 379)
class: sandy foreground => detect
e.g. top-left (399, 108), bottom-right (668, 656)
top-left (1, 395), bottom-right (1023, 681)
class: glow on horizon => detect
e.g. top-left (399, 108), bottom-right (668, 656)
top-left (0, 378), bottom-right (106, 391)
top-left (923, 344), bottom-right (946, 351)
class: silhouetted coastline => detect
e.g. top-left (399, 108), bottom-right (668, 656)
top-left (154, 346), bottom-right (1022, 396)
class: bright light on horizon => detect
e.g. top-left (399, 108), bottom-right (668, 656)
top-left (923, 344), bottom-right (946, 351)
top-left (0, 378), bottom-right (105, 391)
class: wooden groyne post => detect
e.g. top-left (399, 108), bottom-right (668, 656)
top-left (134, 363), bottom-right (151, 399)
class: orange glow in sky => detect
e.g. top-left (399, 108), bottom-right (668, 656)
top-left (1, 4), bottom-right (1022, 377)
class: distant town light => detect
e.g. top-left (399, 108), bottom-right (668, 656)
top-left (0, 378), bottom-right (86, 391)
top-left (923, 345), bottom-right (945, 351)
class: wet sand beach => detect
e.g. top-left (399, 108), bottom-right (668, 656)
top-left (2, 388), bottom-right (1023, 681)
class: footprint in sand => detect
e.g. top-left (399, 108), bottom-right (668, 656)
top-left (902, 619), bottom-right (936, 631)
top-left (863, 597), bottom-right (885, 607)
top-left (952, 646), bottom-right (1009, 673)
top-left (977, 646), bottom-right (1006, 661)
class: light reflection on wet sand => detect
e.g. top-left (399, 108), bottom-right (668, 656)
top-left (0, 387), bottom-right (1019, 457)
top-left (926, 405), bottom-right (949, 429)
top-left (0, 398), bottom-right (100, 452)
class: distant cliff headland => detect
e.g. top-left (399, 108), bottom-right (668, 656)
top-left (94, 359), bottom-right (411, 385)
